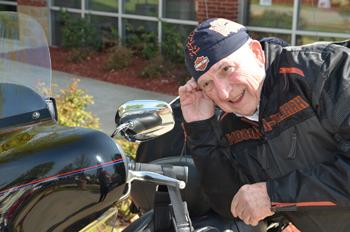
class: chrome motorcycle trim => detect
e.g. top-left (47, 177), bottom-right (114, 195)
top-left (128, 170), bottom-right (186, 189)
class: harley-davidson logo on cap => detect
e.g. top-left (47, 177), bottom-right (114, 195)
top-left (194, 56), bottom-right (209, 72)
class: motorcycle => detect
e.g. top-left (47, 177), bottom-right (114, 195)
top-left (0, 11), bottom-right (132, 231)
top-left (0, 11), bottom-right (279, 232)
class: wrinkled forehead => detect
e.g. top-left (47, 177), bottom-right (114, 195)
top-left (197, 41), bottom-right (250, 81)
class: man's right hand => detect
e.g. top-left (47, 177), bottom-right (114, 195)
top-left (178, 78), bottom-right (215, 123)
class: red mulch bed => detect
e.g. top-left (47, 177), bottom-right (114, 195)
top-left (50, 47), bottom-right (181, 96)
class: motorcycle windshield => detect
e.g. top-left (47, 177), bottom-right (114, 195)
top-left (0, 12), bottom-right (51, 120)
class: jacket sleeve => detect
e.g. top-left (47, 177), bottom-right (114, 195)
top-left (267, 43), bottom-right (350, 210)
top-left (184, 116), bottom-right (250, 218)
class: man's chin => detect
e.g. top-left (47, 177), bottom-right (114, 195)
top-left (220, 105), bottom-right (255, 116)
top-left (231, 109), bottom-right (257, 117)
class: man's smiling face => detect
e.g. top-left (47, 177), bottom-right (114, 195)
top-left (197, 39), bottom-right (266, 116)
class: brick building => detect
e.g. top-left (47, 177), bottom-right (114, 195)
top-left (196, 0), bottom-right (240, 22)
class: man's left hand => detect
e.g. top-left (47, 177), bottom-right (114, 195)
top-left (231, 182), bottom-right (274, 226)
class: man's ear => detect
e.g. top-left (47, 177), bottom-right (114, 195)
top-left (249, 40), bottom-right (265, 68)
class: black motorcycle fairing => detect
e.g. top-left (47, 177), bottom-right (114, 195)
top-left (0, 83), bottom-right (53, 131)
top-left (0, 123), bottom-right (127, 232)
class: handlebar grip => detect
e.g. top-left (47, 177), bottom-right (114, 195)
top-left (132, 113), bottom-right (162, 133)
top-left (122, 113), bottom-right (162, 133)
top-left (134, 162), bottom-right (188, 183)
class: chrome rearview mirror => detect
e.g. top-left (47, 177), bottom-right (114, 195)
top-left (114, 100), bottom-right (175, 142)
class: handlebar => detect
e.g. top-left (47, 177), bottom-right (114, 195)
top-left (127, 160), bottom-right (189, 189)
top-left (130, 162), bottom-right (188, 184)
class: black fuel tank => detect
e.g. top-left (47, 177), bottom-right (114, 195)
top-left (0, 123), bottom-right (127, 232)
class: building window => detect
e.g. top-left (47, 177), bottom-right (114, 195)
top-left (49, 0), bottom-right (198, 47)
top-left (243, 0), bottom-right (350, 45)
top-left (0, 0), bottom-right (17, 12)
top-left (52, 0), bottom-right (81, 9)
top-left (123, 0), bottom-right (158, 17)
top-left (299, 0), bottom-right (350, 33)
top-left (123, 18), bottom-right (158, 44)
top-left (51, 11), bottom-right (81, 45)
top-left (163, 0), bottom-right (196, 20)
top-left (247, 0), bottom-right (294, 29)
top-left (88, 14), bottom-right (118, 46)
top-left (87, 0), bottom-right (118, 12)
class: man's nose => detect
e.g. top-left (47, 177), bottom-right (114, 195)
top-left (214, 78), bottom-right (230, 100)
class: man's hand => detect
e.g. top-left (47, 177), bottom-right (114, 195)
top-left (231, 182), bottom-right (274, 226)
top-left (178, 78), bottom-right (215, 123)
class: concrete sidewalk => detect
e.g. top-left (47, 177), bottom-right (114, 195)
top-left (52, 70), bottom-right (176, 135)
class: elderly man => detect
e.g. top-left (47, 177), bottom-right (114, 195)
top-left (179, 18), bottom-right (350, 231)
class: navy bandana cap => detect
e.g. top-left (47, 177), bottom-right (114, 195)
top-left (184, 18), bottom-right (250, 81)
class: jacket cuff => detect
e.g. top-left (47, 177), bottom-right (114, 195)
top-left (266, 179), bottom-right (279, 202)
top-left (266, 176), bottom-right (297, 203)
top-left (183, 116), bottom-right (217, 139)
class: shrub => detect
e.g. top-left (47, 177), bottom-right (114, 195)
top-left (60, 11), bottom-right (102, 51)
top-left (125, 24), bottom-right (158, 59)
top-left (162, 23), bottom-right (186, 64)
top-left (161, 23), bottom-right (194, 84)
top-left (102, 27), bottom-right (119, 50)
top-left (66, 47), bottom-right (94, 63)
top-left (139, 30), bottom-right (158, 59)
top-left (104, 46), bottom-right (133, 71)
top-left (116, 139), bottom-right (138, 160)
top-left (140, 55), bottom-right (168, 78)
top-left (171, 63), bottom-right (190, 85)
top-left (54, 79), bottom-right (100, 129)
top-left (115, 198), bottom-right (138, 223)
top-left (140, 54), bottom-right (190, 84)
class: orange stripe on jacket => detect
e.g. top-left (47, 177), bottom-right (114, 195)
top-left (272, 201), bottom-right (336, 208)
top-left (279, 67), bottom-right (305, 77)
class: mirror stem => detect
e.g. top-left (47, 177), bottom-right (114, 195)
top-left (111, 122), bottom-right (131, 138)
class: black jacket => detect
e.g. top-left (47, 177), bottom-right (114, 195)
top-left (185, 40), bottom-right (350, 231)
